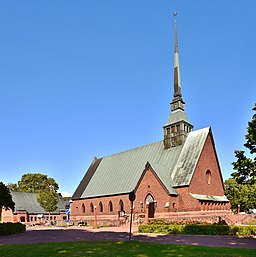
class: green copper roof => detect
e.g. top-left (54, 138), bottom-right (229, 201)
top-left (80, 140), bottom-right (182, 198)
top-left (190, 193), bottom-right (229, 202)
top-left (171, 127), bottom-right (209, 186)
top-left (165, 109), bottom-right (191, 126)
top-left (11, 192), bottom-right (66, 214)
top-left (75, 127), bottom-right (211, 199)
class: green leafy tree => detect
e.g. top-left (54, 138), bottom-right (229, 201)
top-left (227, 103), bottom-right (256, 211)
top-left (231, 103), bottom-right (256, 185)
top-left (224, 178), bottom-right (256, 212)
top-left (7, 183), bottom-right (18, 192)
top-left (244, 104), bottom-right (256, 154)
top-left (0, 182), bottom-right (15, 221)
top-left (232, 150), bottom-right (255, 185)
top-left (224, 178), bottom-right (239, 212)
top-left (17, 173), bottom-right (59, 193)
top-left (37, 190), bottom-right (59, 219)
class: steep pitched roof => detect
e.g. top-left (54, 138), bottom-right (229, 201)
top-left (72, 158), bottom-right (103, 199)
top-left (11, 192), bottom-right (66, 214)
top-left (76, 140), bottom-right (183, 199)
top-left (73, 127), bottom-right (211, 199)
top-left (171, 127), bottom-right (209, 186)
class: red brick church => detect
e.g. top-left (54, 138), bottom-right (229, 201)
top-left (71, 15), bottom-right (230, 225)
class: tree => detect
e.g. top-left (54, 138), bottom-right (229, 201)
top-left (244, 104), bottom-right (256, 154)
top-left (231, 103), bottom-right (256, 185)
top-left (0, 182), bottom-right (15, 221)
top-left (224, 178), bottom-right (256, 212)
top-left (227, 103), bottom-right (256, 211)
top-left (37, 190), bottom-right (59, 220)
top-left (17, 173), bottom-right (59, 193)
top-left (7, 183), bottom-right (18, 192)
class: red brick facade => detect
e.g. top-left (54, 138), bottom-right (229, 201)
top-left (175, 132), bottom-right (230, 212)
top-left (2, 208), bottom-right (67, 225)
top-left (71, 132), bottom-right (230, 225)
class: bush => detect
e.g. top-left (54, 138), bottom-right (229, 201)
top-left (148, 219), bottom-right (167, 225)
top-left (138, 223), bottom-right (256, 236)
top-left (247, 219), bottom-right (256, 225)
top-left (0, 222), bottom-right (26, 236)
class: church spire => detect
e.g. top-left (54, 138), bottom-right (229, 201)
top-left (172, 12), bottom-right (184, 111)
top-left (163, 13), bottom-right (193, 149)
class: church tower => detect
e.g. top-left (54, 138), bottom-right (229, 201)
top-left (163, 13), bottom-right (193, 149)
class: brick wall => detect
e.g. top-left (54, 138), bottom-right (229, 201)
top-left (190, 132), bottom-right (225, 196)
top-left (1, 208), bottom-right (14, 222)
top-left (71, 166), bottom-right (180, 225)
top-left (134, 166), bottom-right (175, 214)
top-left (70, 132), bottom-right (230, 224)
top-left (175, 132), bottom-right (230, 212)
top-left (1, 208), bottom-right (67, 225)
top-left (71, 194), bottom-right (131, 221)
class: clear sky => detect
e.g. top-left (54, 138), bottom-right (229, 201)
top-left (0, 1), bottom-right (255, 195)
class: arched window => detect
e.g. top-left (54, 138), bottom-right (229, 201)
top-left (206, 170), bottom-right (212, 185)
top-left (99, 202), bottom-right (103, 212)
top-left (119, 200), bottom-right (124, 212)
top-left (90, 202), bottom-right (94, 213)
top-left (109, 201), bottom-right (113, 212)
top-left (82, 203), bottom-right (85, 213)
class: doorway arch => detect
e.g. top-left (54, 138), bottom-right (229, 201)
top-left (145, 194), bottom-right (155, 218)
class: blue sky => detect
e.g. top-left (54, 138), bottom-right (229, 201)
top-left (0, 1), bottom-right (255, 194)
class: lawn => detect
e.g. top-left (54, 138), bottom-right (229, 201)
top-left (0, 241), bottom-right (255, 257)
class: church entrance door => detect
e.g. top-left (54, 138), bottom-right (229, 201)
top-left (146, 194), bottom-right (155, 219)
top-left (148, 202), bottom-right (154, 218)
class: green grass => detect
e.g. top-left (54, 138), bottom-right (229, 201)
top-left (0, 241), bottom-right (255, 257)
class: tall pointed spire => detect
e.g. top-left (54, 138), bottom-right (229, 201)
top-left (163, 13), bottom-right (193, 149)
top-left (172, 12), bottom-right (184, 111)
top-left (173, 13), bottom-right (181, 99)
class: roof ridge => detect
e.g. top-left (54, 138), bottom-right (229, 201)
top-left (99, 140), bottom-right (163, 159)
top-left (11, 191), bottom-right (38, 195)
top-left (98, 127), bottom-right (210, 160)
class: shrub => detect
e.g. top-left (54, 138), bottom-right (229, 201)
top-left (0, 222), bottom-right (26, 236)
top-left (148, 219), bottom-right (168, 225)
top-left (247, 219), bottom-right (256, 225)
top-left (138, 223), bottom-right (256, 236)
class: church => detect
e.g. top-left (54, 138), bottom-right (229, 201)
top-left (71, 15), bottom-right (230, 225)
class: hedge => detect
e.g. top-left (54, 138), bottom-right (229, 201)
top-left (0, 222), bottom-right (26, 236)
top-left (138, 224), bottom-right (256, 236)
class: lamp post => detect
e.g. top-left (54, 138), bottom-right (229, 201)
top-left (128, 190), bottom-right (136, 240)
top-left (94, 205), bottom-right (97, 228)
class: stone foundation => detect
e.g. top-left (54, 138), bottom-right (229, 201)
top-left (69, 211), bottom-right (256, 227)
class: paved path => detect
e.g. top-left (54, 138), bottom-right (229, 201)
top-left (0, 226), bottom-right (255, 249)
